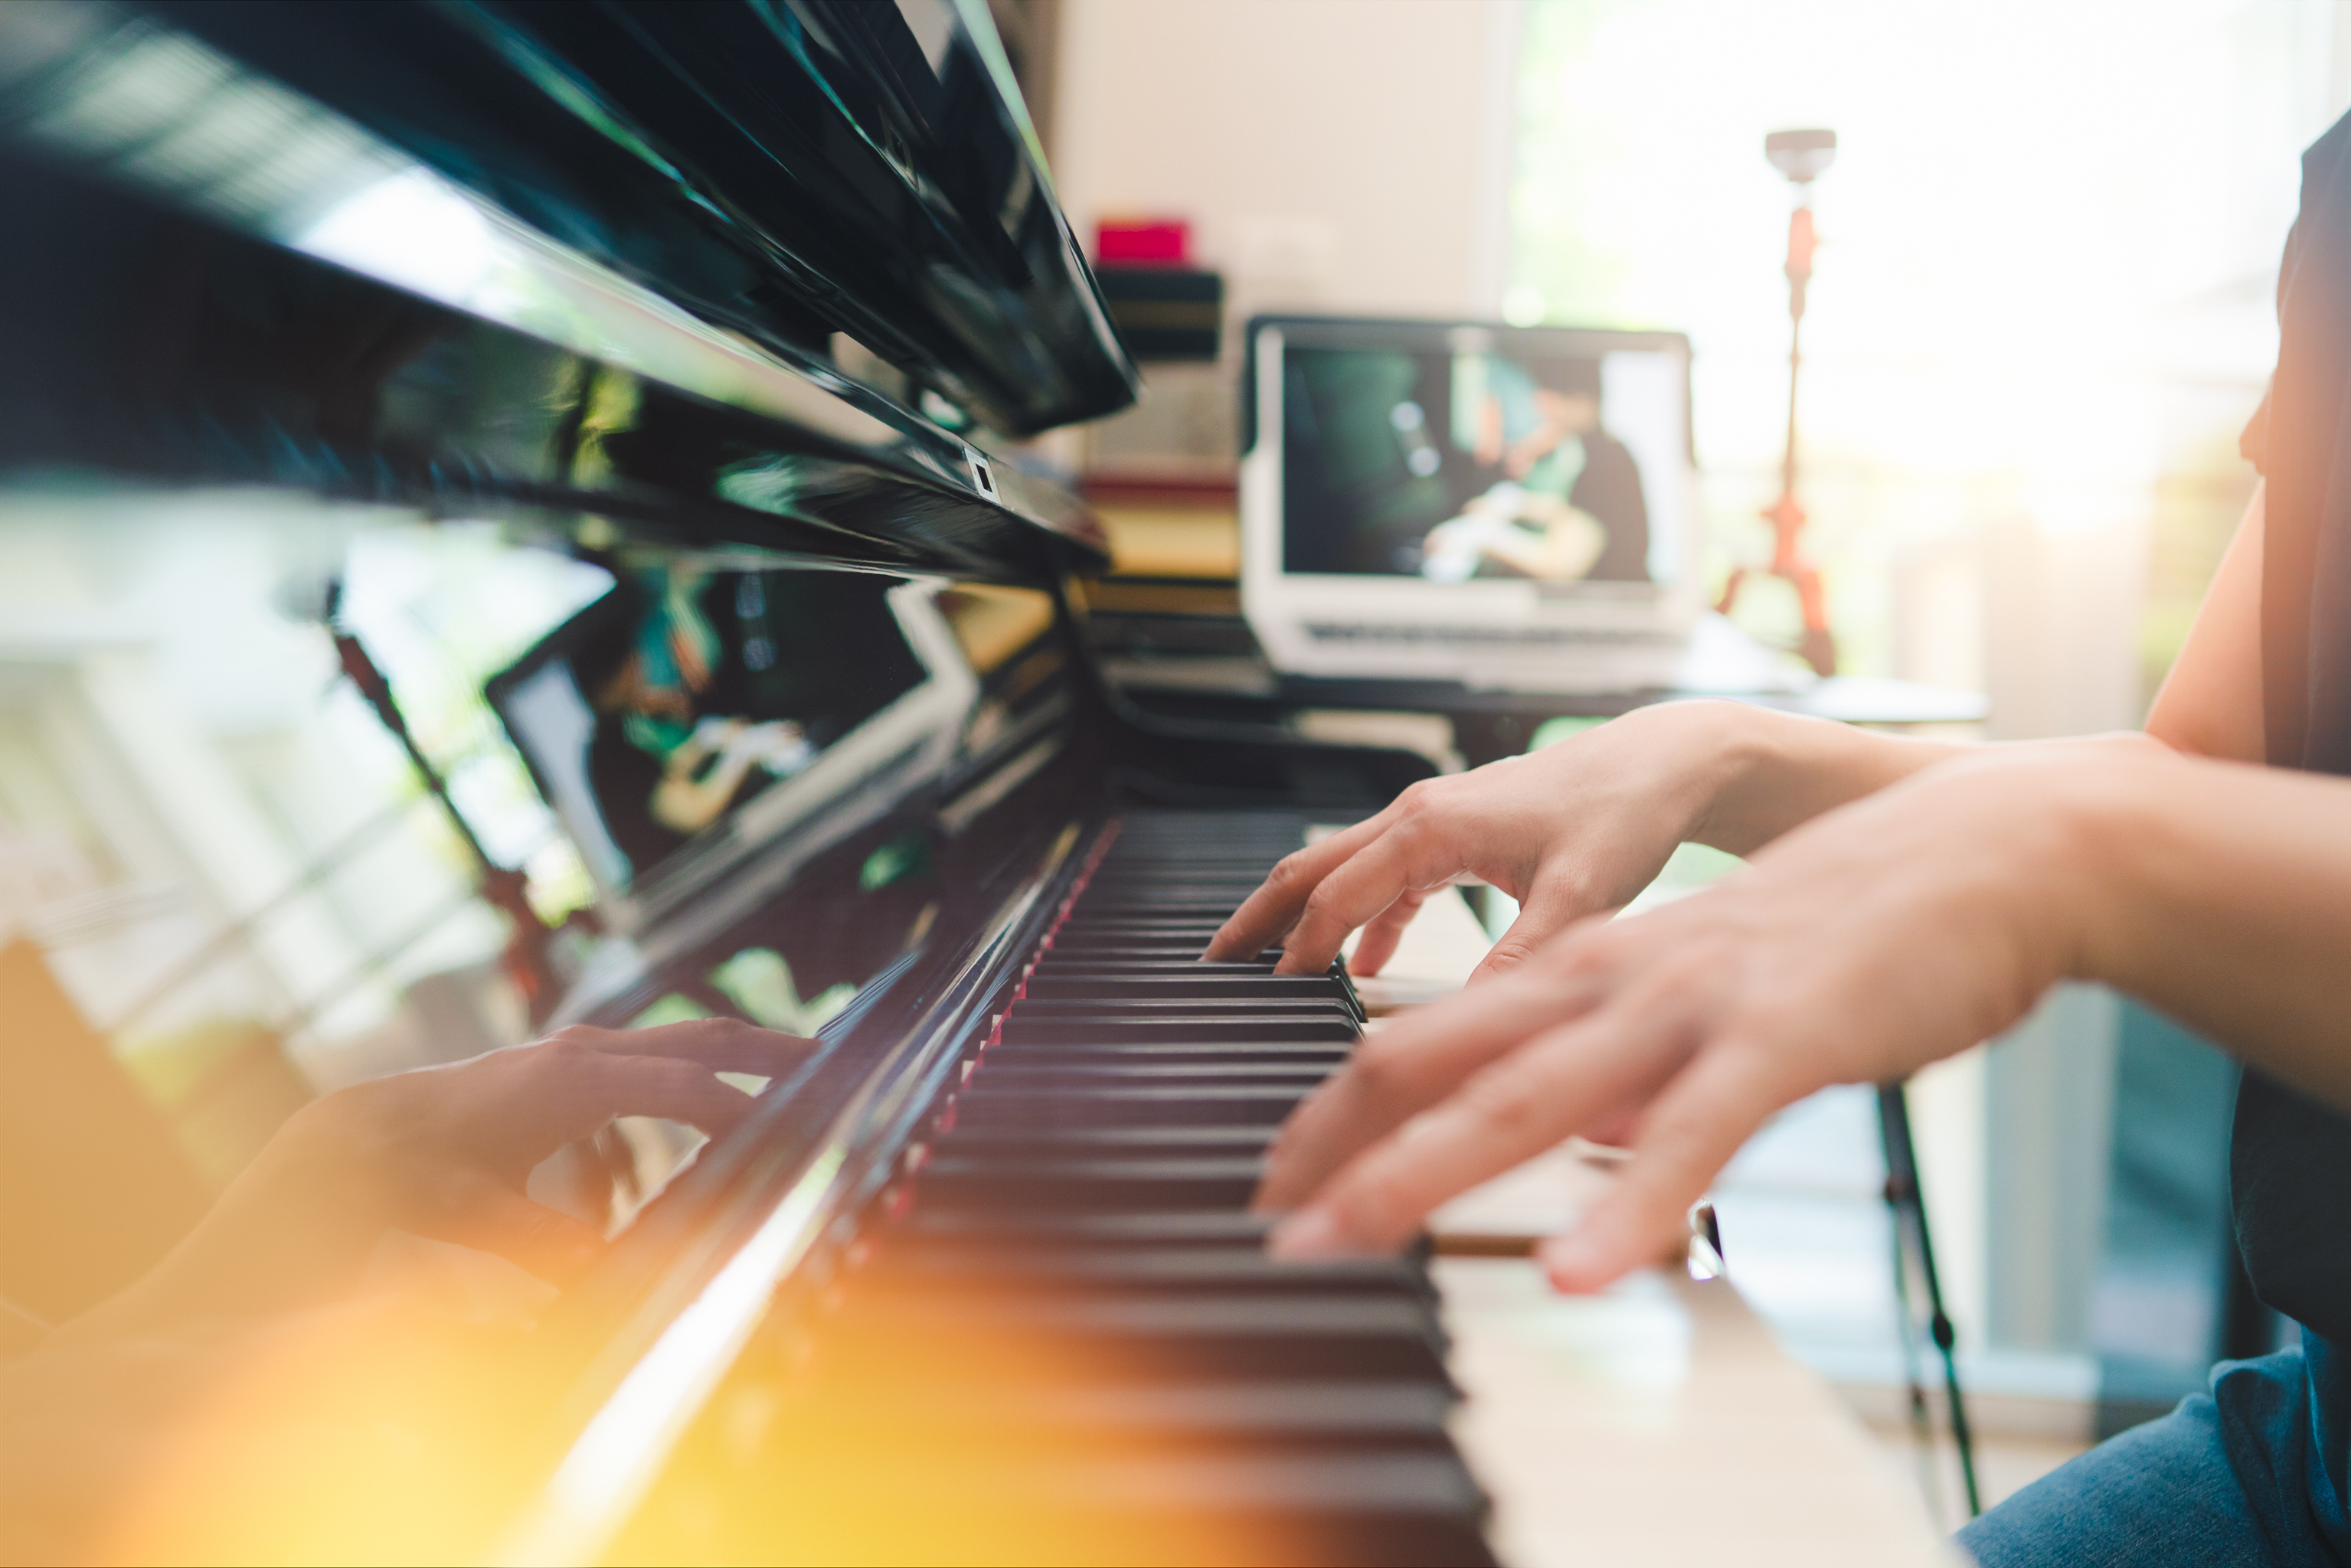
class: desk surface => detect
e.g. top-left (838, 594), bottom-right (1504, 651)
top-left (1370, 889), bottom-right (1958, 1567)
top-left (1087, 497), bottom-right (1986, 733)
top-left (1270, 671), bottom-right (1990, 727)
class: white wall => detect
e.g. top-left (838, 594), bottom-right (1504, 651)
top-left (1050, 0), bottom-right (1521, 318)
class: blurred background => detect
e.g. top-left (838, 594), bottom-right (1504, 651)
top-left (1040, 0), bottom-right (2349, 1504)
top-left (4, 0), bottom-right (2343, 1519)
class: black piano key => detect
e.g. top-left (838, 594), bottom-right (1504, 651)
top-left (1064, 903), bottom-right (1254, 911)
top-left (1005, 998), bottom-right (1358, 1026)
top-left (929, 1123), bottom-right (1279, 1158)
top-left (1050, 929), bottom-right (1268, 944)
top-left (912, 1154), bottom-right (1267, 1210)
top-left (1053, 914), bottom-right (1262, 926)
top-left (1021, 973), bottom-right (1353, 1004)
top-left (1071, 904), bottom-right (1284, 923)
top-left (729, 808), bottom-right (1499, 1568)
top-left (1077, 877), bottom-right (1280, 891)
top-left (999, 1018), bottom-right (1359, 1047)
top-left (1032, 953), bottom-right (1287, 968)
top-left (996, 1011), bottom-right (1346, 1037)
top-left (961, 1065), bottom-right (1333, 1095)
top-left (1086, 860), bottom-right (1288, 874)
top-left (894, 1207), bottom-right (1281, 1249)
top-left (862, 1246), bottom-right (1424, 1301)
top-left (1028, 962), bottom-right (1336, 988)
top-left (990, 1452), bottom-right (1494, 1568)
top-left (824, 1294), bottom-right (1451, 1382)
top-left (1047, 937), bottom-right (1237, 956)
top-left (1019, 982), bottom-right (1359, 1024)
top-left (771, 1377), bottom-right (1460, 1455)
top-left (1041, 939), bottom-right (1234, 959)
top-left (751, 1450), bottom-right (1495, 1568)
top-left (948, 1084), bottom-right (1305, 1129)
top-left (931, 1379), bottom-right (1457, 1440)
top-left (968, 1048), bottom-right (1345, 1072)
top-left (983, 1447), bottom-right (1489, 1526)
top-left (1038, 942), bottom-right (1270, 962)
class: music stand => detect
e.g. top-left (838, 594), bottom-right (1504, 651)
top-left (1878, 1080), bottom-right (1982, 1518)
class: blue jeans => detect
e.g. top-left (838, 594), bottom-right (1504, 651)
top-left (1957, 1334), bottom-right (2347, 1567)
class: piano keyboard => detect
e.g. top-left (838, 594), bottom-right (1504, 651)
top-left (721, 811), bottom-right (1497, 1567)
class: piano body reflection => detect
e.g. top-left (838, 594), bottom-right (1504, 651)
top-left (0, 5), bottom-right (1486, 1563)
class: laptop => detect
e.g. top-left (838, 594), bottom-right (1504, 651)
top-left (1240, 316), bottom-right (1704, 693)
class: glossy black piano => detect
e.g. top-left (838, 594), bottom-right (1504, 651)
top-left (0, 4), bottom-right (1491, 1563)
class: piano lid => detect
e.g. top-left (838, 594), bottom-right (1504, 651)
top-left (0, 1), bottom-right (1111, 583)
top-left (139, 0), bottom-right (1140, 437)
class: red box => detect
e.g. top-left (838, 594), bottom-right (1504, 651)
top-left (1095, 218), bottom-right (1190, 268)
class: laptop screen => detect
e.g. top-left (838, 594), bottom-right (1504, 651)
top-left (1261, 320), bottom-right (1692, 593)
top-left (487, 559), bottom-right (958, 914)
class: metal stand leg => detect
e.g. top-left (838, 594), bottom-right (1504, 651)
top-left (1877, 1081), bottom-right (1981, 1519)
top-left (1885, 1200), bottom-right (1947, 1524)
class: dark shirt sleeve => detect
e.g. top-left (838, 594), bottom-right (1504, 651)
top-left (2229, 108), bottom-right (2351, 1354)
top-left (2239, 383), bottom-right (2271, 474)
top-left (2255, 116), bottom-right (2351, 777)
top-left (2237, 217), bottom-right (2298, 477)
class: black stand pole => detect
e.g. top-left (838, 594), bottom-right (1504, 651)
top-left (330, 621), bottom-right (567, 1027)
top-left (1884, 1174), bottom-right (1947, 1524)
top-left (1877, 1080), bottom-right (1982, 1519)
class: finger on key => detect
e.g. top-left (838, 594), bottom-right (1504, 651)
top-left (577, 1018), bottom-right (817, 1074)
top-left (1470, 877), bottom-right (1610, 985)
top-left (1273, 821), bottom-right (1463, 975)
top-left (1254, 959), bottom-right (1607, 1211)
top-left (1346, 887), bottom-right (1427, 978)
top-left (1202, 815), bottom-right (1392, 962)
top-left (1538, 1038), bottom-right (1788, 1293)
top-left (535, 1053), bottom-right (773, 1146)
top-left (1267, 996), bottom-right (1689, 1258)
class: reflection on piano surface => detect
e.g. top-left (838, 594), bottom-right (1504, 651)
top-left (1, 3), bottom-right (1484, 1563)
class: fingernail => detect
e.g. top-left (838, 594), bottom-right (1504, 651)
top-left (1267, 1207), bottom-right (1350, 1260)
top-left (1535, 1230), bottom-right (1604, 1292)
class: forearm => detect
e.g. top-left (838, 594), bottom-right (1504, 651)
top-left (51, 1110), bottom-right (378, 1344)
top-left (651, 750), bottom-right (757, 832)
top-left (1683, 701), bottom-right (1968, 855)
top-left (2072, 756), bottom-right (2351, 1109)
top-left (2144, 484), bottom-right (2266, 763)
top-left (1686, 703), bottom-right (2183, 859)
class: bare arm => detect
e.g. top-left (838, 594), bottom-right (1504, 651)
top-left (651, 725), bottom-right (765, 834)
top-left (2147, 483), bottom-right (2267, 762)
top-left (1205, 697), bottom-right (1968, 978)
top-left (2082, 752), bottom-right (2347, 1095)
top-left (1211, 485), bottom-right (2277, 981)
top-left (1241, 483), bottom-right (2312, 1285)
top-left (1261, 745), bottom-right (2351, 1280)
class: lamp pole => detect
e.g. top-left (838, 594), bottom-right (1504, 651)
top-left (1717, 127), bottom-right (1839, 678)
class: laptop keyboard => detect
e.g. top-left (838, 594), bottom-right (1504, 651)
top-left (1303, 623), bottom-right (1680, 649)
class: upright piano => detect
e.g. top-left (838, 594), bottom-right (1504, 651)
top-left (0, 5), bottom-right (1493, 1562)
